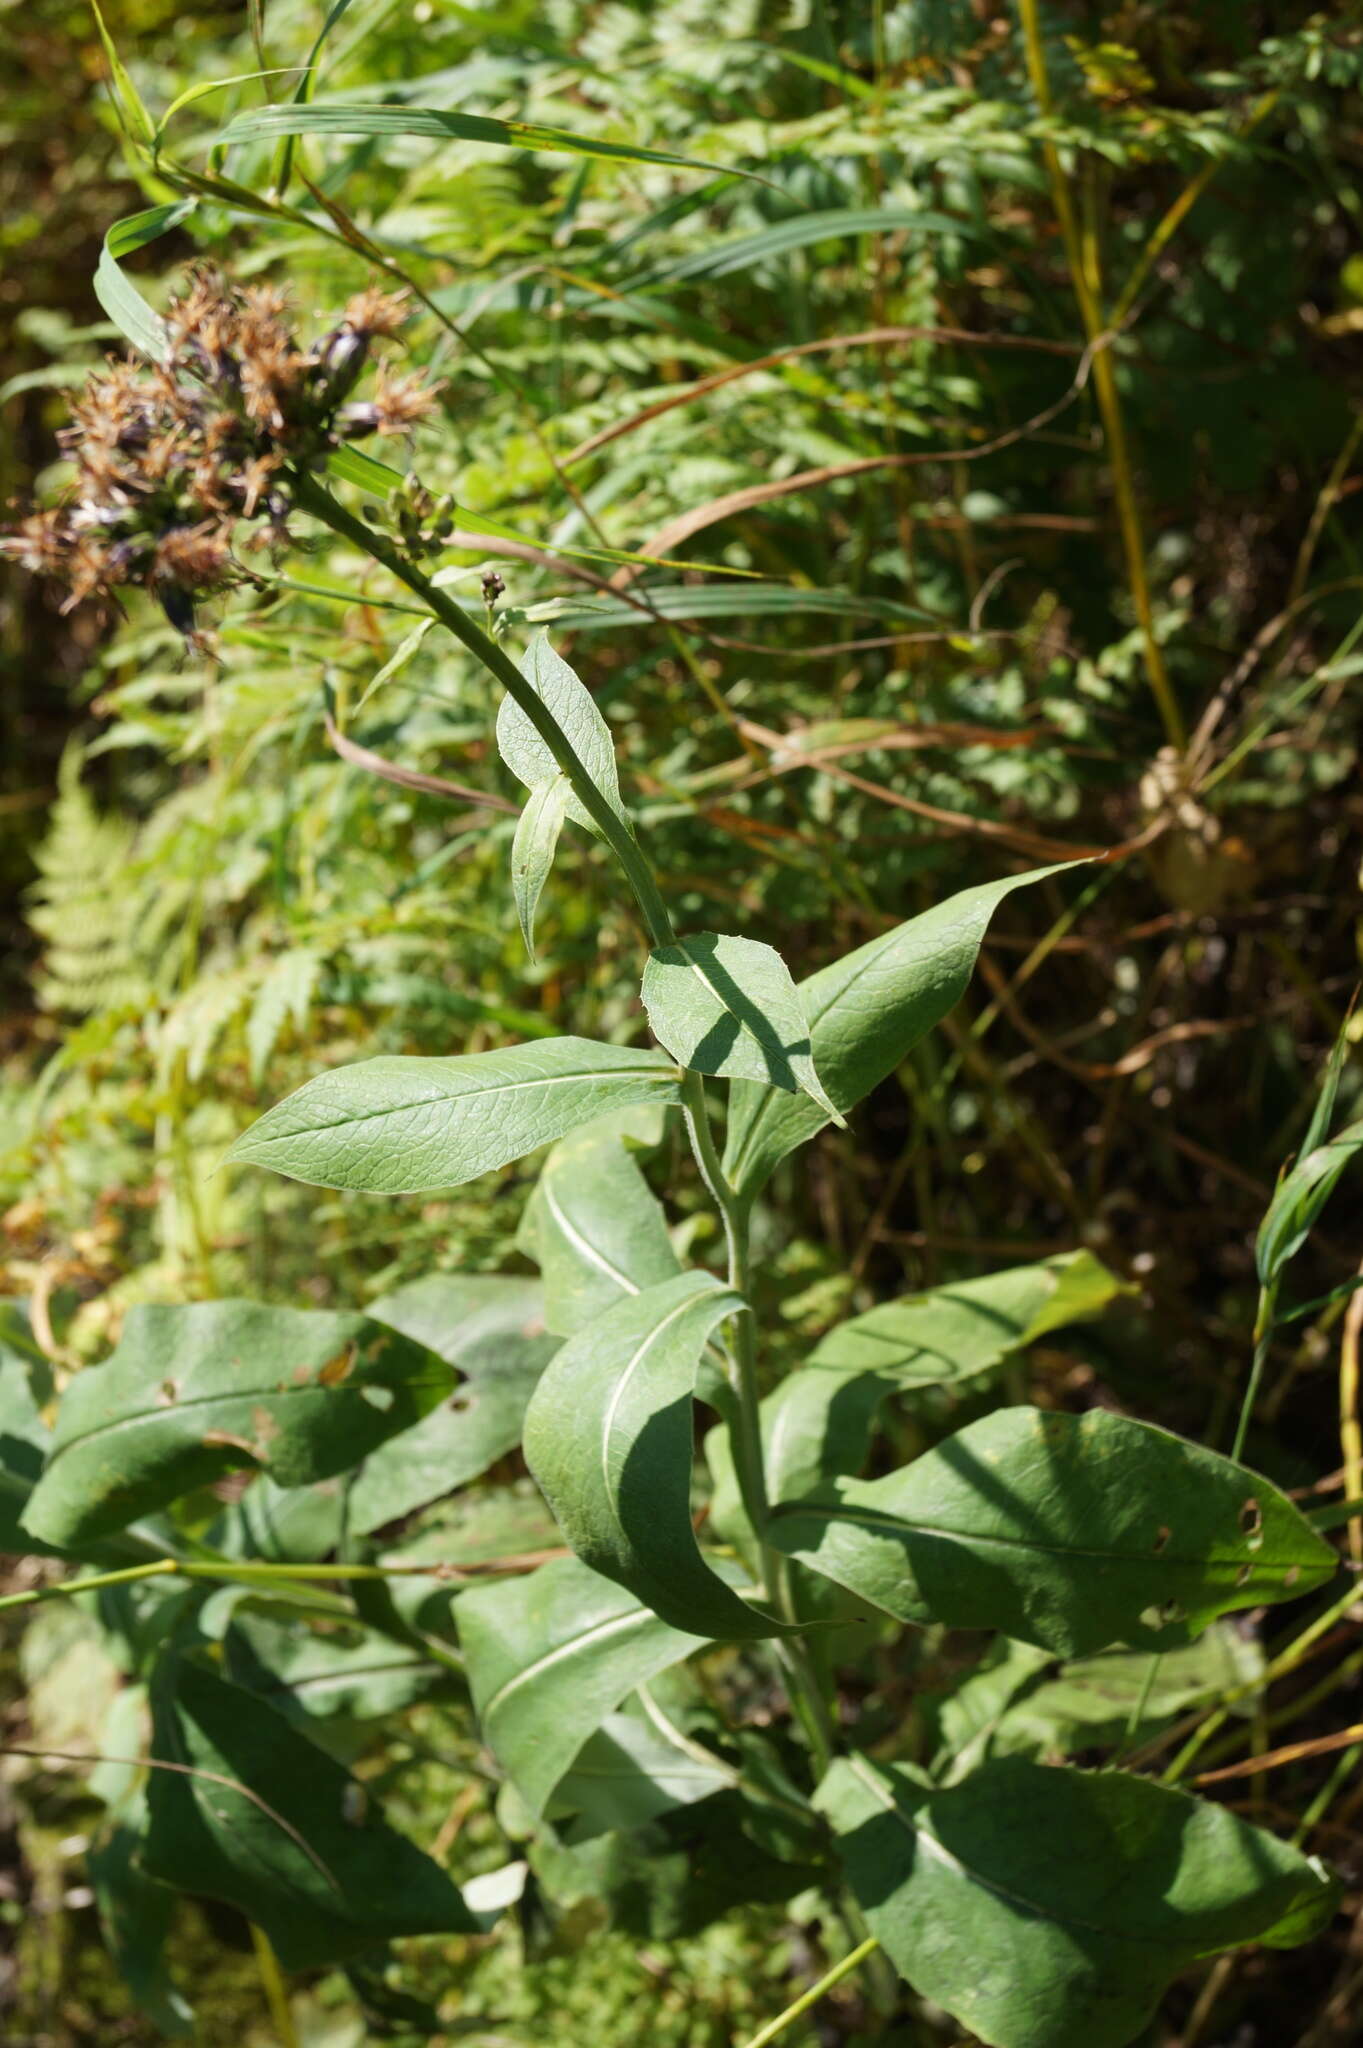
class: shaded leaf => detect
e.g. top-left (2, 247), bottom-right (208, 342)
top-left (643, 930), bottom-right (843, 1120)
top-left (771, 1407), bottom-right (1334, 1657)
top-left (722, 864), bottom-right (1082, 1198)
top-left (523, 1271), bottom-right (780, 1640)
top-left (348, 1273), bottom-right (559, 1533)
top-left (144, 1658), bottom-right (475, 1967)
top-left (22, 1301), bottom-right (451, 1547)
top-left (818, 1753), bottom-right (1339, 2048)
top-left (550, 1708), bottom-right (734, 1841)
top-left (225, 1611), bottom-right (451, 1722)
top-left (89, 1802), bottom-right (195, 2037)
top-left (227, 1037), bottom-right (682, 1192)
top-left (460, 1554), bottom-right (712, 1814)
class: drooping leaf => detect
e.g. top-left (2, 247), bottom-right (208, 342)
top-left (722, 864), bottom-right (1082, 1198)
top-left (143, 1658), bottom-right (475, 1967)
top-left (511, 774), bottom-right (569, 958)
top-left (817, 1753), bottom-right (1339, 2048)
top-left (459, 1554), bottom-right (712, 1815)
top-left (707, 1252), bottom-right (1125, 1537)
top-left (642, 930), bottom-right (843, 1121)
top-left (1257, 1114), bottom-right (1363, 1287)
top-left (522, 1271), bottom-right (781, 1640)
top-left (348, 1274), bottom-right (559, 1533)
top-left (519, 1121), bottom-right (681, 1338)
top-left (93, 203), bottom-right (197, 361)
top-left (22, 1301), bottom-right (452, 1547)
top-left (496, 634), bottom-right (627, 833)
top-left (770, 1407), bottom-right (1335, 1658)
top-left (227, 1037), bottom-right (682, 1192)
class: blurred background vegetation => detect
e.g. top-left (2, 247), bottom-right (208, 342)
top-left (2, 0), bottom-right (1362, 2041)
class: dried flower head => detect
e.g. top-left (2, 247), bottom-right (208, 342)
top-left (3, 268), bottom-right (440, 639)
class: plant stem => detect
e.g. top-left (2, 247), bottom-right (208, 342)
top-left (0, 1556), bottom-right (477, 1615)
top-left (289, 467), bottom-right (676, 949)
top-left (739, 1936), bottom-right (882, 2048)
top-left (251, 1925), bottom-right (299, 2048)
top-left (1016, 0), bottom-right (1185, 750)
top-left (1231, 1279), bottom-right (1278, 1461)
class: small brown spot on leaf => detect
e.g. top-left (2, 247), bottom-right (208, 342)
top-left (157, 1378), bottom-right (180, 1406)
top-left (251, 1404), bottom-right (280, 1450)
top-left (1235, 1563), bottom-right (1253, 1588)
top-left (203, 1429), bottom-right (256, 1459)
top-left (319, 1345), bottom-right (356, 1387)
top-left (1239, 1496), bottom-right (1262, 1536)
top-left (1153, 1525), bottom-right (1171, 1554)
top-left (1284, 1565), bottom-right (1301, 1588)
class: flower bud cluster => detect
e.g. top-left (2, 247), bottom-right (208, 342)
top-left (3, 273), bottom-right (441, 639)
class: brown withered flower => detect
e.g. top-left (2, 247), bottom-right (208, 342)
top-left (3, 271), bottom-right (442, 641)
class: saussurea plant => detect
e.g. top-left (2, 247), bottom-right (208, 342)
top-left (5, 280), bottom-right (1358, 2048)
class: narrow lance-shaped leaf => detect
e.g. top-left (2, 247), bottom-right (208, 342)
top-left (816, 1753), bottom-right (1339, 2048)
top-left (459, 1555), bottom-right (714, 1816)
top-left (523, 1271), bottom-right (782, 1640)
top-left (1257, 1114), bottom-right (1363, 1286)
top-left (227, 1037), bottom-right (682, 1192)
top-left (213, 99), bottom-right (760, 180)
top-left (723, 862), bottom-right (1085, 1198)
top-left (519, 1119), bottom-right (681, 1338)
top-left (770, 1406), bottom-right (1335, 1658)
top-left (496, 632), bottom-right (627, 833)
top-left (144, 1658), bottom-right (476, 1968)
top-left (511, 774), bottom-right (569, 959)
top-left (22, 1301), bottom-right (452, 1548)
top-left (643, 930), bottom-right (844, 1122)
top-left (93, 203), bottom-right (197, 362)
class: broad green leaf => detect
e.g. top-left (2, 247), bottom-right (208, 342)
top-left (496, 634), bottom-right (627, 833)
top-left (89, 1802), bottom-right (195, 2037)
top-left (0, 1303), bottom-right (56, 1554)
top-left (511, 774), bottom-right (569, 958)
top-left (708, 1252), bottom-right (1125, 1538)
top-left (520, 1121), bottom-right (681, 1338)
top-left (1256, 1114), bottom-right (1363, 1286)
top-left (770, 1407), bottom-right (1334, 1658)
top-left (226, 1611), bottom-right (451, 1722)
top-left (214, 99), bottom-right (756, 179)
top-left (550, 1708), bottom-right (734, 1842)
top-left (348, 1274), bottom-right (559, 1533)
top-left (722, 864), bottom-right (1082, 1198)
top-left (144, 1658), bottom-right (475, 1967)
top-left (642, 930), bottom-right (843, 1121)
top-left (21, 1301), bottom-right (451, 1547)
top-left (523, 1271), bottom-right (781, 1640)
top-left (93, 203), bottom-right (197, 362)
top-left (459, 1554), bottom-right (712, 1815)
top-left (816, 1753), bottom-right (1339, 2048)
top-left (227, 1037), bottom-right (682, 1192)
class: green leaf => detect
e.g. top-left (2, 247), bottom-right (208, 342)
top-left (1257, 1115), bottom-right (1363, 1286)
top-left (816, 1753), bottom-right (1340, 2048)
top-left (347, 1274), bottom-right (559, 1534)
top-left (496, 633), bottom-right (627, 834)
top-left (213, 98), bottom-right (756, 180)
top-left (770, 1406), bottom-right (1335, 1657)
top-left (144, 1658), bottom-right (475, 1968)
top-left (226, 1611), bottom-right (451, 1722)
top-left (631, 205), bottom-right (982, 288)
top-left (521, 1120), bottom-right (681, 1338)
top-left (708, 1253), bottom-right (1125, 1539)
top-left (93, 203), bottom-right (197, 362)
top-left (89, 1803), bottom-right (195, 2037)
top-left (90, 0), bottom-right (157, 149)
top-left (642, 930), bottom-right (844, 1121)
top-left (722, 863), bottom-right (1083, 1198)
top-left (550, 1708), bottom-right (734, 1842)
top-left (227, 1037), bottom-right (682, 1192)
top-left (511, 774), bottom-right (569, 959)
top-left (459, 1554), bottom-right (713, 1815)
top-left (523, 1271), bottom-right (780, 1640)
top-left (0, 1304), bottom-right (58, 1554)
top-left (21, 1301), bottom-right (452, 1547)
